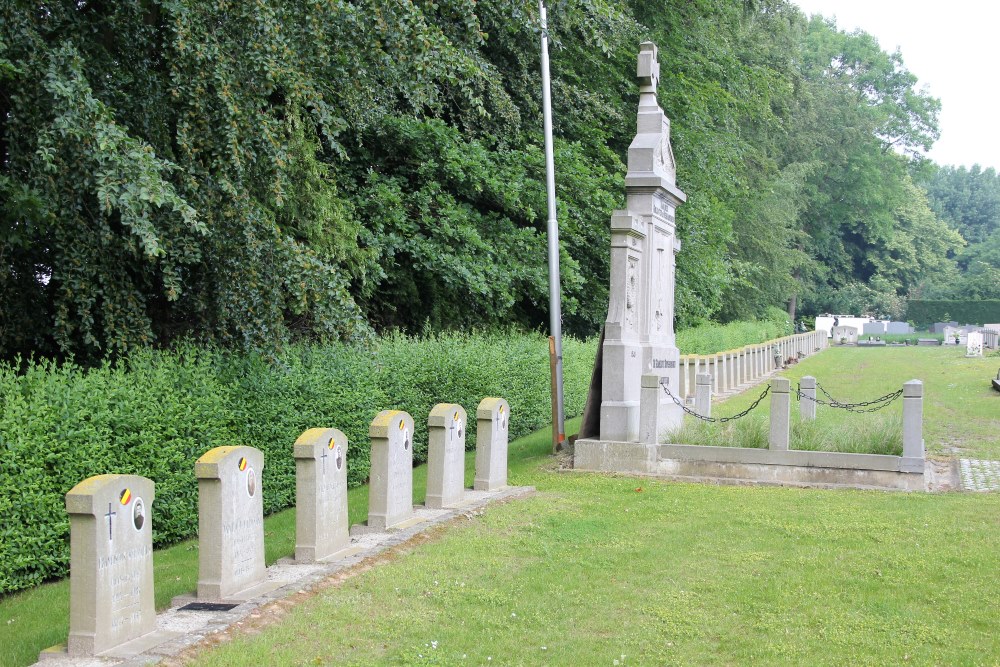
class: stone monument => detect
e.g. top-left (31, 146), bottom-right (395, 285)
top-left (195, 445), bottom-right (268, 600)
top-left (294, 428), bottom-right (352, 562)
top-left (64, 474), bottom-right (156, 655)
top-left (366, 410), bottom-right (415, 530)
top-left (598, 41), bottom-right (687, 443)
top-left (473, 397), bottom-right (510, 491)
top-left (967, 331), bottom-right (984, 357)
top-left (425, 404), bottom-right (467, 509)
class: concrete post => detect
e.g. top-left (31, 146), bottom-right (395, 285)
top-left (718, 353), bottom-right (727, 393)
top-left (769, 378), bottom-right (790, 451)
top-left (679, 357), bottom-right (688, 398)
top-left (640, 374), bottom-right (677, 444)
top-left (901, 380), bottom-right (924, 472)
top-left (799, 376), bottom-right (816, 421)
top-left (695, 373), bottom-right (712, 417)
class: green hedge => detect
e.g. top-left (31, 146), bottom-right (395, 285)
top-left (906, 300), bottom-right (1000, 328)
top-left (675, 307), bottom-right (794, 354)
top-left (0, 332), bottom-right (596, 595)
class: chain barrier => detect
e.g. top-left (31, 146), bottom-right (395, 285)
top-left (661, 382), bottom-right (770, 423)
top-left (795, 382), bottom-right (903, 413)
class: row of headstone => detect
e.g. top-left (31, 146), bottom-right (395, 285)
top-left (862, 321), bottom-right (914, 335)
top-left (60, 398), bottom-right (509, 657)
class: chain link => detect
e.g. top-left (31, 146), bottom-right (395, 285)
top-left (661, 383), bottom-right (771, 423)
top-left (795, 383), bottom-right (903, 413)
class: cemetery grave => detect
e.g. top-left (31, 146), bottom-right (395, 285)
top-left (35, 399), bottom-right (521, 665)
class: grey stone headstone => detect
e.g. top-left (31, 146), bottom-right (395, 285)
top-left (862, 322), bottom-right (886, 335)
top-left (294, 428), bottom-right (349, 562)
top-left (886, 321), bottom-right (913, 334)
top-left (474, 397), bottom-right (510, 491)
top-left (195, 445), bottom-right (266, 600)
top-left (65, 474), bottom-right (156, 656)
top-left (367, 410), bottom-right (414, 530)
top-left (426, 403), bottom-right (467, 509)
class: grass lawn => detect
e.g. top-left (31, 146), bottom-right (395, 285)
top-left (1, 346), bottom-right (998, 666)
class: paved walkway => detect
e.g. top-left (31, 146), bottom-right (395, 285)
top-left (959, 459), bottom-right (1000, 492)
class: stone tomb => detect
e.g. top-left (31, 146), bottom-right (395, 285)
top-left (831, 325), bottom-right (858, 344)
top-left (61, 474), bottom-right (158, 656)
top-left (294, 428), bottom-right (355, 562)
top-left (474, 397), bottom-right (510, 491)
top-left (195, 445), bottom-right (277, 601)
top-left (366, 410), bottom-right (417, 530)
top-left (426, 403), bottom-right (468, 509)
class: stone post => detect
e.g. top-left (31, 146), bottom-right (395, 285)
top-left (800, 376), bottom-right (817, 421)
top-left (474, 397), bottom-right (510, 491)
top-left (901, 380), bottom-right (925, 472)
top-left (65, 474), bottom-right (155, 656)
top-left (426, 403), bottom-right (467, 509)
top-left (639, 374), bottom-right (670, 444)
top-left (196, 445), bottom-right (266, 600)
top-left (695, 373), bottom-right (712, 418)
top-left (294, 428), bottom-right (349, 562)
top-left (769, 378), bottom-right (791, 451)
top-left (368, 410), bottom-right (414, 530)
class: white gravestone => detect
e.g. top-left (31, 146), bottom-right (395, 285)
top-left (426, 404), bottom-right (467, 509)
top-left (64, 474), bottom-right (156, 656)
top-left (195, 445), bottom-right (266, 600)
top-left (831, 325), bottom-right (858, 344)
top-left (367, 410), bottom-right (415, 530)
top-left (966, 331), bottom-right (984, 357)
top-left (474, 397), bottom-right (510, 491)
top-left (600, 41), bottom-right (687, 443)
top-left (294, 428), bottom-right (351, 562)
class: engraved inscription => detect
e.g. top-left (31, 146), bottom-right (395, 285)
top-left (651, 359), bottom-right (676, 369)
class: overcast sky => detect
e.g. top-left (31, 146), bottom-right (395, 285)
top-left (792, 0), bottom-right (999, 171)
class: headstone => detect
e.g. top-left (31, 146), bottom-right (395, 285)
top-left (195, 445), bottom-right (266, 600)
top-left (294, 428), bottom-right (350, 562)
top-left (426, 403), bottom-right (467, 509)
top-left (967, 331), bottom-right (984, 357)
top-left (831, 325), bottom-right (858, 344)
top-left (474, 397), bottom-right (510, 491)
top-left (863, 321), bottom-right (886, 335)
top-left (886, 321), bottom-right (914, 335)
top-left (367, 410), bottom-right (415, 530)
top-left (64, 474), bottom-right (155, 655)
top-left (943, 326), bottom-right (966, 346)
top-left (599, 41), bottom-right (686, 443)
top-left (931, 321), bottom-right (958, 334)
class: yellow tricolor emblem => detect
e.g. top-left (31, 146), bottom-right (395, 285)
top-left (119, 488), bottom-right (131, 505)
top-left (238, 457), bottom-right (248, 471)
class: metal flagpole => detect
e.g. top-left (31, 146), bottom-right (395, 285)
top-left (539, 0), bottom-right (566, 451)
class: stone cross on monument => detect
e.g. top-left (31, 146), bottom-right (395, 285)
top-left (599, 41), bottom-right (686, 443)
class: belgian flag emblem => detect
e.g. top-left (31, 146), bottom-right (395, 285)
top-left (119, 488), bottom-right (132, 505)
top-left (238, 457), bottom-right (248, 472)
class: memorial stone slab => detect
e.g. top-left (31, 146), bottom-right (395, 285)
top-left (426, 403), bottom-right (468, 509)
top-left (967, 331), bottom-right (984, 357)
top-left (474, 397), bottom-right (510, 491)
top-left (367, 410), bottom-right (415, 530)
top-left (294, 428), bottom-right (350, 562)
top-left (195, 445), bottom-right (266, 600)
top-left (831, 325), bottom-right (858, 344)
top-left (64, 474), bottom-right (156, 656)
top-left (886, 321), bottom-right (914, 335)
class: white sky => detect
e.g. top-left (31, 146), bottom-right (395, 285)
top-left (793, 0), bottom-right (1000, 171)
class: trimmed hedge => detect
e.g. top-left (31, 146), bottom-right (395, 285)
top-left (906, 300), bottom-right (1000, 328)
top-left (0, 332), bottom-right (596, 595)
top-left (675, 307), bottom-right (793, 354)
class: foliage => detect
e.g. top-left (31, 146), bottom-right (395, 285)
top-left (0, 0), bottom-right (963, 358)
top-left (0, 331), bottom-right (594, 595)
top-left (906, 300), bottom-right (1000, 327)
top-left (675, 307), bottom-right (793, 354)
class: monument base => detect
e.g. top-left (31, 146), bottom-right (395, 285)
top-left (41, 629), bottom-right (184, 662)
top-left (350, 514), bottom-right (428, 536)
top-left (574, 439), bottom-right (926, 491)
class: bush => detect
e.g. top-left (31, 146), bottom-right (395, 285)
top-left (676, 307), bottom-right (793, 354)
top-left (0, 332), bottom-right (596, 595)
top-left (907, 300), bottom-right (1000, 327)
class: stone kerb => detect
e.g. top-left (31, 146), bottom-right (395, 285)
top-left (474, 397), bottom-right (510, 491)
top-left (426, 403), bottom-right (468, 509)
top-left (195, 445), bottom-right (266, 601)
top-left (64, 474), bottom-right (156, 656)
top-left (293, 428), bottom-right (350, 562)
top-left (367, 410), bottom-right (415, 530)
top-left (769, 378), bottom-right (791, 451)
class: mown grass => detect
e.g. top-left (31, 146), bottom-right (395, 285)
top-left (3, 346), bottom-right (999, 666)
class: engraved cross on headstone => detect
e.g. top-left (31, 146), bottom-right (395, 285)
top-left (105, 502), bottom-right (116, 541)
top-left (320, 446), bottom-right (329, 474)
